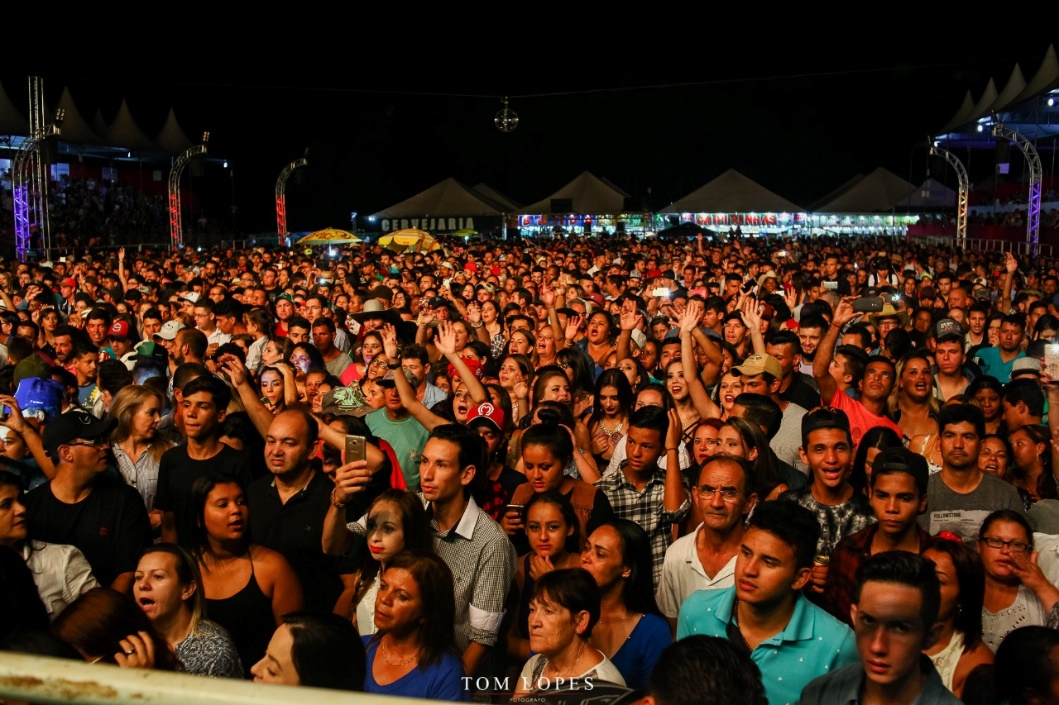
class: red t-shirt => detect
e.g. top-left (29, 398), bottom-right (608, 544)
top-left (829, 389), bottom-right (903, 450)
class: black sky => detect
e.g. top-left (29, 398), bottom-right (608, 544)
top-left (3, 31), bottom-right (1054, 234)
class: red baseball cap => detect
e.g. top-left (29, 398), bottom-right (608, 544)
top-left (61, 278), bottom-right (77, 288)
top-left (109, 320), bottom-right (131, 339)
top-left (466, 401), bottom-right (504, 432)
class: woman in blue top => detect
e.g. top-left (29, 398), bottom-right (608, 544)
top-left (363, 549), bottom-right (465, 701)
top-left (579, 519), bottom-right (671, 690)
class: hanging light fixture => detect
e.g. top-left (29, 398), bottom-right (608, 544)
top-left (494, 96), bottom-right (518, 133)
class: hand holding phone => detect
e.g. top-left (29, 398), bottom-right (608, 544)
top-left (345, 435), bottom-right (367, 464)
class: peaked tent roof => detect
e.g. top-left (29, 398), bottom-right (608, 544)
top-left (155, 108), bottom-right (193, 154)
top-left (939, 91), bottom-right (977, 134)
top-left (470, 183), bottom-right (522, 212)
top-left (371, 178), bottom-right (507, 218)
top-left (813, 167), bottom-right (917, 213)
top-left (896, 178), bottom-right (958, 208)
top-left (991, 63), bottom-right (1027, 113)
top-left (964, 78), bottom-right (999, 127)
top-left (521, 171), bottom-right (630, 214)
top-left (104, 99), bottom-right (162, 153)
top-left (657, 168), bottom-right (803, 214)
top-left (91, 109), bottom-right (108, 136)
top-left (50, 87), bottom-right (106, 145)
top-left (809, 174), bottom-right (865, 211)
top-left (1014, 44), bottom-right (1059, 104)
top-left (0, 81), bottom-right (29, 136)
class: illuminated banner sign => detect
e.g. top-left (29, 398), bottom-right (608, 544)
top-left (380, 217), bottom-right (480, 232)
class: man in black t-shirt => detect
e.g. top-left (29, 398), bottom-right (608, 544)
top-left (155, 375), bottom-right (252, 547)
top-left (25, 412), bottom-right (152, 592)
top-left (248, 409), bottom-right (356, 614)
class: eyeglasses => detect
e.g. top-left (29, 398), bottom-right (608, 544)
top-left (65, 438), bottom-right (109, 449)
top-left (980, 536), bottom-right (1030, 553)
top-left (696, 485), bottom-right (742, 502)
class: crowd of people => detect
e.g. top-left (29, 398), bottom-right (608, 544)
top-left (3, 231), bottom-right (1059, 704)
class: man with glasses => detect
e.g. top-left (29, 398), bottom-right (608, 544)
top-left (919, 404), bottom-right (1024, 540)
top-left (657, 455), bottom-right (757, 633)
top-left (24, 411), bottom-right (152, 593)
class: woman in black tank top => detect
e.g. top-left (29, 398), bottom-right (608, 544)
top-left (189, 473), bottom-right (303, 677)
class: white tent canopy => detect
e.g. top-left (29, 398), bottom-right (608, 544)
top-left (657, 168), bottom-right (803, 214)
top-left (520, 171), bottom-right (630, 214)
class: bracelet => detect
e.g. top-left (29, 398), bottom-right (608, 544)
top-left (330, 487), bottom-right (349, 509)
top-left (471, 321), bottom-right (483, 329)
top-left (666, 447), bottom-right (680, 452)
top-left (386, 361), bottom-right (402, 369)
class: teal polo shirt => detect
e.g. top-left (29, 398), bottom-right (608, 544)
top-left (677, 586), bottom-right (857, 705)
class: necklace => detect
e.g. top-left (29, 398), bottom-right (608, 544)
top-left (380, 637), bottom-right (419, 667)
top-left (597, 610), bottom-right (631, 626)
top-left (731, 597), bottom-right (754, 653)
top-left (546, 639), bottom-right (586, 678)
top-left (598, 418), bottom-right (625, 445)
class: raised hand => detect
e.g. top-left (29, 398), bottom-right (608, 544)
top-left (832, 297), bottom-right (864, 328)
top-left (466, 303), bottom-right (482, 325)
top-left (564, 313), bottom-right (583, 342)
top-left (619, 301), bottom-right (640, 332)
top-left (1006, 251), bottom-right (1019, 274)
top-left (333, 459), bottom-right (372, 505)
top-left (435, 320), bottom-right (457, 356)
top-left (739, 296), bottom-right (762, 331)
top-left (218, 354), bottom-right (248, 387)
top-left (665, 408), bottom-right (683, 453)
top-left (679, 300), bottom-right (703, 334)
top-left (539, 284), bottom-right (556, 307)
top-left (381, 323), bottom-right (399, 361)
top-left (0, 395), bottom-right (28, 435)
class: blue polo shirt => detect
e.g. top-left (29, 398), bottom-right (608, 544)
top-left (677, 586), bottom-right (857, 705)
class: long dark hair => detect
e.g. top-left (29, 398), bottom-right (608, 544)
top-left (924, 536), bottom-right (985, 649)
top-left (525, 491), bottom-right (580, 556)
top-left (53, 588), bottom-right (180, 670)
top-left (851, 426), bottom-right (903, 496)
top-left (284, 611), bottom-right (365, 691)
top-left (587, 368), bottom-right (634, 431)
top-left (596, 519), bottom-right (661, 616)
top-left (354, 490), bottom-right (432, 611)
top-left (188, 472), bottom-right (249, 558)
top-left (370, 550), bottom-right (457, 668)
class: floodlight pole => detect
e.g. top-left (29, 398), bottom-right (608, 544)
top-left (991, 120), bottom-right (1042, 254)
top-left (168, 132), bottom-right (209, 250)
top-left (928, 140), bottom-right (969, 249)
top-left (276, 149), bottom-right (308, 244)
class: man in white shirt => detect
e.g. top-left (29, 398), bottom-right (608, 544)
top-left (656, 456), bottom-right (757, 632)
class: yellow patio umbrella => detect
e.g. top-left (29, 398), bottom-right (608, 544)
top-left (377, 228), bottom-right (442, 253)
top-left (295, 227), bottom-right (362, 245)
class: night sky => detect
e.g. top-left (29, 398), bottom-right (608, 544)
top-left (2, 31), bottom-right (1052, 234)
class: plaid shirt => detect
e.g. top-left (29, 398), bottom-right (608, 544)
top-left (428, 495), bottom-right (517, 652)
top-left (594, 462), bottom-right (689, 586)
top-left (819, 523), bottom-right (933, 625)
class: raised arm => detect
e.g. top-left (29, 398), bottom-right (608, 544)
top-left (219, 355), bottom-right (273, 439)
top-left (678, 302), bottom-right (721, 420)
top-left (814, 297), bottom-right (861, 405)
top-left (380, 323), bottom-right (448, 432)
top-left (0, 395), bottom-right (56, 480)
top-left (999, 252), bottom-right (1018, 314)
top-left (739, 297), bottom-right (766, 356)
top-left (615, 300), bottom-right (640, 363)
top-left (436, 321), bottom-right (487, 404)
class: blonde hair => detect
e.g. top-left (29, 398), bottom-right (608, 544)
top-left (110, 385), bottom-right (172, 462)
top-left (888, 351), bottom-right (941, 418)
